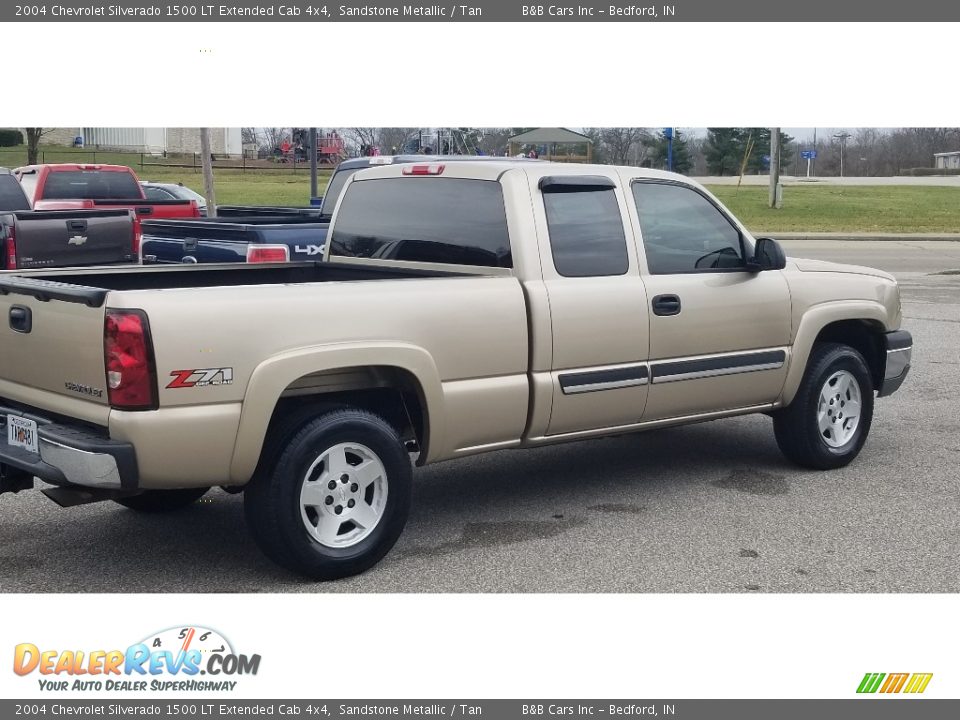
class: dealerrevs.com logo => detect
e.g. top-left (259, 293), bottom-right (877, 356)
top-left (13, 626), bottom-right (261, 693)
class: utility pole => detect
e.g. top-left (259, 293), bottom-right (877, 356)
top-left (833, 131), bottom-right (852, 178)
top-left (199, 128), bottom-right (217, 218)
top-left (812, 127), bottom-right (817, 177)
top-left (664, 127), bottom-right (674, 171)
top-left (309, 127), bottom-right (318, 202)
top-left (769, 127), bottom-right (781, 209)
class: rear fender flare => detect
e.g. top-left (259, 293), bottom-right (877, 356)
top-left (229, 342), bottom-right (444, 483)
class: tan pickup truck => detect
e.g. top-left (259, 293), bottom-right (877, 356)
top-left (0, 160), bottom-right (912, 580)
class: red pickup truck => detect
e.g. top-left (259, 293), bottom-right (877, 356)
top-left (14, 164), bottom-right (202, 220)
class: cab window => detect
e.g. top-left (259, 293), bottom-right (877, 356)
top-left (543, 180), bottom-right (629, 277)
top-left (632, 181), bottom-right (745, 274)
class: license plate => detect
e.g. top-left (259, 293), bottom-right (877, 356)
top-left (7, 415), bottom-right (39, 454)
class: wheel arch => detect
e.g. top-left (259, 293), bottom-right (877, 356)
top-left (782, 302), bottom-right (890, 406)
top-left (228, 343), bottom-right (444, 484)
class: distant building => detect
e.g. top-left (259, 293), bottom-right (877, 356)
top-left (22, 128), bottom-right (243, 157)
top-left (934, 151), bottom-right (960, 169)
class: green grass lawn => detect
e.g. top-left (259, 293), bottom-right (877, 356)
top-left (4, 145), bottom-right (960, 231)
top-left (707, 185), bottom-right (960, 233)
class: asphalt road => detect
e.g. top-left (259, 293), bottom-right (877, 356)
top-left (2, 241), bottom-right (959, 593)
top-left (696, 175), bottom-right (960, 187)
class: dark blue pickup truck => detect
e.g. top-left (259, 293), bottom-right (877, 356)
top-left (140, 212), bottom-right (328, 264)
top-left (140, 155), bottom-right (524, 264)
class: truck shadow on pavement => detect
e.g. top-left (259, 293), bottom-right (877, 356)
top-left (0, 416), bottom-right (797, 592)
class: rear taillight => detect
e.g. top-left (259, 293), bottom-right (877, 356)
top-left (402, 164), bottom-right (445, 176)
top-left (246, 244), bottom-right (290, 263)
top-left (104, 309), bottom-right (157, 410)
top-left (4, 227), bottom-right (16, 270)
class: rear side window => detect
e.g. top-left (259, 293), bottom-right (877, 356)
top-left (632, 182), bottom-right (744, 274)
top-left (41, 170), bottom-right (143, 200)
top-left (143, 186), bottom-right (176, 201)
top-left (329, 177), bottom-right (512, 268)
top-left (543, 184), bottom-right (629, 277)
top-left (0, 177), bottom-right (30, 211)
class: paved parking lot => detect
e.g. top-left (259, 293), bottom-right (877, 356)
top-left (1, 241), bottom-right (958, 593)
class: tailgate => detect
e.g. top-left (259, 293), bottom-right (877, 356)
top-left (11, 210), bottom-right (136, 269)
top-left (35, 200), bottom-right (199, 219)
top-left (140, 219), bottom-right (258, 263)
top-left (0, 276), bottom-right (109, 415)
top-left (94, 199), bottom-right (200, 219)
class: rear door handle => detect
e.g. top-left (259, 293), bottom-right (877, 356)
top-left (67, 219), bottom-right (87, 232)
top-left (652, 294), bottom-right (682, 316)
top-left (136, 207), bottom-right (153, 215)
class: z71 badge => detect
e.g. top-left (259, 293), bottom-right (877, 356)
top-left (167, 367), bottom-right (234, 389)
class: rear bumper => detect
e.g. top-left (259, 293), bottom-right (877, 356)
top-left (0, 408), bottom-right (138, 490)
top-left (878, 330), bottom-right (912, 398)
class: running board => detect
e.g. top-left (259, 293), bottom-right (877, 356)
top-left (41, 486), bottom-right (135, 508)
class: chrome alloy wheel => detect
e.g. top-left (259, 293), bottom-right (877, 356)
top-left (817, 370), bottom-right (862, 448)
top-left (299, 442), bottom-right (388, 548)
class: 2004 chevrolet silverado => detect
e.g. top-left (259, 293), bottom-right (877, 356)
top-left (0, 161), bottom-right (912, 580)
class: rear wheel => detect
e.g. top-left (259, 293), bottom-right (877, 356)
top-left (244, 408), bottom-right (411, 580)
top-left (774, 342), bottom-right (874, 470)
top-left (115, 487), bottom-right (208, 513)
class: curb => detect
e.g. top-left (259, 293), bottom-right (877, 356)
top-left (763, 233), bottom-right (960, 242)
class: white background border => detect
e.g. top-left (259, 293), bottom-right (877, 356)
top-left (2, 20), bottom-right (958, 701)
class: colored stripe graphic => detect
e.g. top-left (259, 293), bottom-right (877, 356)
top-left (904, 673), bottom-right (933, 694)
top-left (857, 672), bottom-right (932, 694)
top-left (857, 673), bottom-right (885, 693)
top-left (880, 673), bottom-right (909, 693)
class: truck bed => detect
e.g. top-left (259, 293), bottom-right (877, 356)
top-left (0, 260), bottom-right (468, 300)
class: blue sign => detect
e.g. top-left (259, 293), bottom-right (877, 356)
top-left (663, 127), bottom-right (673, 139)
top-left (801, 150), bottom-right (818, 160)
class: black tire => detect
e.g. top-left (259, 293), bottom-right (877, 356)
top-left (115, 487), bottom-right (208, 513)
top-left (774, 342), bottom-right (874, 470)
top-left (244, 408), bottom-right (412, 581)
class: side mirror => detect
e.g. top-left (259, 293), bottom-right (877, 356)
top-left (747, 237), bottom-right (787, 272)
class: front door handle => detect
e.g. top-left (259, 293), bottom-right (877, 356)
top-left (9, 305), bottom-right (32, 333)
top-left (652, 294), bottom-right (681, 316)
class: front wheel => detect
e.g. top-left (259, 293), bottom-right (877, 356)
top-left (244, 408), bottom-right (412, 580)
top-left (774, 342), bottom-right (874, 470)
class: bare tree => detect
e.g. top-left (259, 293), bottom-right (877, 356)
top-left (346, 128), bottom-right (381, 155)
top-left (593, 128), bottom-right (650, 165)
top-left (477, 128), bottom-right (512, 156)
top-left (377, 127), bottom-right (417, 155)
top-left (258, 127), bottom-right (288, 153)
top-left (25, 128), bottom-right (50, 164)
top-left (688, 136), bottom-right (709, 175)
